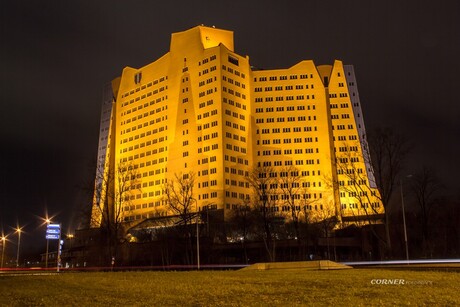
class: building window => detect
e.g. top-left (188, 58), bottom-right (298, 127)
top-left (134, 72), bottom-right (142, 84)
top-left (228, 55), bottom-right (239, 66)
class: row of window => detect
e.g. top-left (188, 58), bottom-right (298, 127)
top-left (121, 114), bottom-right (168, 128)
top-left (198, 87), bottom-right (217, 98)
top-left (329, 93), bottom-right (349, 98)
top-left (197, 143), bottom-right (220, 156)
top-left (224, 132), bottom-right (247, 143)
top-left (224, 108), bottom-right (246, 120)
top-left (221, 64), bottom-right (246, 79)
top-left (126, 149), bottom-right (168, 164)
top-left (196, 99), bottom-right (213, 109)
top-left (331, 114), bottom-right (350, 119)
top-left (198, 180), bottom-right (218, 188)
top-left (257, 170), bottom-right (322, 177)
top-left (120, 125), bottom-right (167, 145)
top-left (222, 86), bottom-right (247, 100)
top-left (225, 203), bottom-right (326, 211)
top-left (198, 76), bottom-right (216, 87)
top-left (197, 191), bottom-right (219, 200)
top-left (254, 94), bottom-right (316, 102)
top-left (120, 130), bottom-right (167, 150)
top-left (225, 179), bottom-right (249, 188)
top-left (198, 54), bottom-right (217, 66)
top-left (223, 191), bottom-right (249, 201)
top-left (337, 169), bottom-right (365, 175)
top-left (224, 120), bottom-right (247, 132)
top-left (224, 143), bottom-right (247, 154)
top-left (337, 157), bottom-right (360, 163)
top-left (121, 105), bottom-right (168, 123)
top-left (254, 74), bottom-right (314, 82)
top-left (330, 103), bottom-right (349, 109)
top-left (341, 202), bottom-right (381, 209)
top-left (333, 124), bottom-right (354, 130)
top-left (224, 156), bottom-right (249, 167)
top-left (198, 65), bottom-right (217, 76)
top-left (265, 192), bottom-right (323, 200)
top-left (254, 84), bottom-right (316, 92)
top-left (223, 97), bottom-right (247, 110)
top-left (337, 146), bottom-right (359, 152)
top-left (223, 75), bottom-right (246, 89)
top-left (197, 168), bottom-right (218, 176)
top-left (255, 116), bottom-right (316, 123)
top-left (196, 109), bottom-right (218, 120)
top-left (121, 87), bottom-right (168, 109)
top-left (338, 179), bottom-right (374, 187)
top-left (121, 76), bottom-right (168, 99)
top-left (257, 127), bottom-right (318, 134)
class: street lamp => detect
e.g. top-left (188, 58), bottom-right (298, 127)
top-left (400, 175), bottom-right (412, 262)
top-left (67, 234), bottom-right (74, 248)
top-left (1, 234), bottom-right (6, 269)
top-left (67, 234), bottom-right (74, 268)
top-left (16, 227), bottom-right (21, 268)
top-left (196, 203), bottom-right (200, 270)
top-left (45, 218), bottom-right (51, 268)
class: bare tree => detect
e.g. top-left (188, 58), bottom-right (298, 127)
top-left (410, 166), bottom-right (444, 257)
top-left (278, 166), bottom-right (316, 259)
top-left (227, 198), bottom-right (255, 264)
top-left (311, 202), bottom-right (338, 260)
top-left (246, 166), bottom-right (279, 262)
top-left (364, 127), bottom-right (411, 256)
top-left (91, 160), bottom-right (140, 265)
top-left (278, 166), bottom-right (302, 238)
top-left (163, 172), bottom-right (196, 264)
top-left (300, 204), bottom-right (314, 258)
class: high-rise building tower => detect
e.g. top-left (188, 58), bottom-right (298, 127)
top-left (91, 25), bottom-right (382, 229)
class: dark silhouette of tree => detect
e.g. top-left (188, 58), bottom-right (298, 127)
top-left (163, 172), bottom-right (196, 265)
top-left (246, 166), bottom-right (279, 262)
top-left (312, 202), bottom-right (338, 260)
top-left (365, 127), bottom-right (411, 257)
top-left (278, 166), bottom-right (316, 260)
top-left (410, 167), bottom-right (444, 257)
top-left (91, 160), bottom-right (140, 265)
top-left (227, 198), bottom-right (255, 264)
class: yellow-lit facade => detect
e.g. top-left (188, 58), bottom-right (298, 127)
top-left (91, 25), bottom-right (382, 228)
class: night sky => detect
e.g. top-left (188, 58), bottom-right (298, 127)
top-left (1, 0), bottom-right (459, 257)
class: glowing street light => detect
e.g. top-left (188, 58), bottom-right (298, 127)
top-left (67, 233), bottom-right (74, 248)
top-left (45, 218), bottom-right (51, 268)
top-left (16, 227), bottom-right (22, 267)
top-left (1, 234), bottom-right (6, 269)
top-left (67, 233), bottom-right (75, 267)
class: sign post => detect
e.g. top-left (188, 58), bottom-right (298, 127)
top-left (46, 224), bottom-right (61, 272)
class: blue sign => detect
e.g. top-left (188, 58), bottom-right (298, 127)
top-left (46, 223), bottom-right (61, 240)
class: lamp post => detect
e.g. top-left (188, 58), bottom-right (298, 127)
top-left (67, 234), bottom-right (74, 268)
top-left (67, 234), bottom-right (74, 249)
top-left (400, 176), bottom-right (411, 262)
top-left (196, 203), bottom-right (200, 270)
top-left (16, 228), bottom-right (21, 267)
top-left (1, 235), bottom-right (6, 269)
top-left (45, 218), bottom-right (51, 268)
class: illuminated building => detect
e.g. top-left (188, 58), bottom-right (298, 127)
top-left (90, 25), bottom-right (382, 229)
